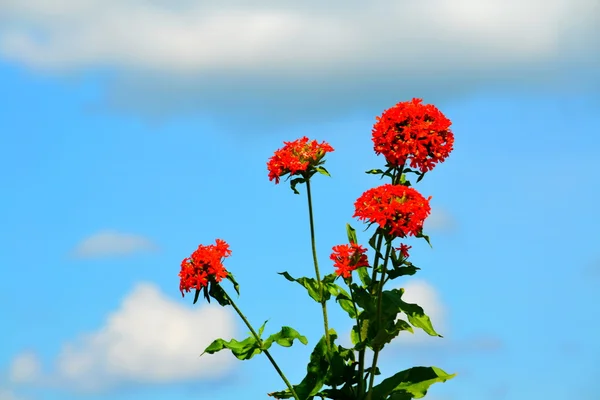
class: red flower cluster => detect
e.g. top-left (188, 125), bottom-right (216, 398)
top-left (330, 243), bottom-right (370, 278)
top-left (353, 184), bottom-right (431, 238)
top-left (267, 137), bottom-right (334, 184)
top-left (179, 239), bottom-right (231, 296)
top-left (372, 98), bottom-right (453, 172)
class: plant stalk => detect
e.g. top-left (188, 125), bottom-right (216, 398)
top-left (366, 240), bottom-right (393, 400)
top-left (305, 177), bottom-right (332, 354)
top-left (223, 290), bottom-right (300, 400)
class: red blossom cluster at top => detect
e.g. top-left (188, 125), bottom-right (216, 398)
top-left (372, 98), bottom-right (454, 172)
top-left (267, 136), bottom-right (334, 184)
top-left (330, 243), bottom-right (370, 278)
top-left (179, 239), bottom-right (231, 296)
top-left (353, 184), bottom-right (431, 238)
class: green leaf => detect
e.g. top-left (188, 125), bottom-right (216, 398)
top-left (323, 342), bottom-right (356, 388)
top-left (383, 166), bottom-right (395, 179)
top-left (315, 166), bottom-right (331, 177)
top-left (389, 246), bottom-right (400, 267)
top-left (278, 271), bottom-right (324, 302)
top-left (371, 319), bottom-right (413, 349)
top-left (202, 336), bottom-right (262, 360)
top-left (268, 332), bottom-right (334, 400)
top-left (416, 171), bottom-right (426, 183)
top-left (193, 288), bottom-right (201, 305)
top-left (365, 168), bottom-right (384, 175)
top-left (384, 289), bottom-right (441, 337)
top-left (346, 223), bottom-right (358, 244)
top-left (349, 284), bottom-right (376, 314)
top-left (322, 273), bottom-right (338, 285)
top-left (387, 264), bottom-right (420, 280)
top-left (263, 326), bottom-right (308, 349)
top-left (290, 177), bottom-right (306, 195)
top-left (208, 282), bottom-right (231, 307)
top-left (364, 366), bottom-right (381, 381)
top-left (368, 233), bottom-right (378, 252)
top-left (317, 384), bottom-right (357, 400)
top-left (226, 272), bottom-right (240, 296)
top-left (322, 282), bottom-right (356, 318)
top-left (334, 293), bottom-right (357, 320)
top-left (368, 230), bottom-right (385, 260)
top-left (258, 320), bottom-right (268, 338)
top-left (356, 266), bottom-right (372, 287)
top-left (371, 366), bottom-right (456, 399)
top-left (350, 317), bottom-right (370, 347)
top-left (416, 230), bottom-right (432, 248)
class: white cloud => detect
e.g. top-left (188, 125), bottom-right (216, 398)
top-left (8, 351), bottom-right (41, 384)
top-left (10, 283), bottom-right (237, 392)
top-left (0, 0), bottom-right (597, 124)
top-left (0, 0), bottom-right (595, 73)
top-left (0, 389), bottom-right (25, 400)
top-left (424, 208), bottom-right (456, 233)
top-left (71, 230), bottom-right (157, 258)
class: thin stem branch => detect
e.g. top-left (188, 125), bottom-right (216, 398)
top-left (366, 240), bottom-right (393, 400)
top-left (369, 231), bottom-right (384, 294)
top-left (305, 177), bottom-right (332, 354)
top-left (223, 290), bottom-right (300, 400)
top-left (349, 282), bottom-right (366, 397)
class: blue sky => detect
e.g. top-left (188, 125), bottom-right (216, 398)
top-left (1, 1), bottom-right (600, 400)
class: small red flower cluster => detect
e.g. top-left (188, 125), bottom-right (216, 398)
top-left (267, 137), bottom-right (334, 184)
top-left (330, 243), bottom-right (370, 278)
top-left (372, 98), bottom-right (453, 172)
top-left (353, 184), bottom-right (431, 238)
top-left (397, 243), bottom-right (411, 259)
top-left (179, 239), bottom-right (231, 296)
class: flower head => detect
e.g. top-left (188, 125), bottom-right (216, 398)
top-left (330, 243), bottom-right (370, 278)
top-left (179, 239), bottom-right (231, 296)
top-left (372, 98), bottom-right (453, 172)
top-left (267, 137), bottom-right (334, 184)
top-left (397, 243), bottom-right (412, 259)
top-left (353, 184), bottom-right (431, 238)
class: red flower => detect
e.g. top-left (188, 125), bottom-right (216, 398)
top-left (179, 239), bottom-right (231, 296)
top-left (372, 98), bottom-right (453, 172)
top-left (353, 184), bottom-right (431, 238)
top-left (267, 137), bottom-right (334, 184)
top-left (397, 243), bottom-right (412, 259)
top-left (330, 243), bottom-right (370, 278)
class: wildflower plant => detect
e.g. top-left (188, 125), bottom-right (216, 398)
top-left (178, 98), bottom-right (456, 399)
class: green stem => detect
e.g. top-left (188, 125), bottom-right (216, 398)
top-left (369, 231), bottom-right (384, 294)
top-left (392, 162), bottom-right (405, 186)
top-left (349, 282), bottom-right (366, 397)
top-left (366, 240), bottom-right (393, 400)
top-left (305, 177), bottom-right (332, 354)
top-left (359, 231), bottom-right (384, 398)
top-left (223, 290), bottom-right (300, 400)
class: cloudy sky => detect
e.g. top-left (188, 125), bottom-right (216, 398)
top-left (1, 1), bottom-right (599, 399)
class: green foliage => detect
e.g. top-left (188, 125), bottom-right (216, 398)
top-left (371, 366), bottom-right (456, 399)
top-left (316, 166), bottom-right (331, 177)
top-left (290, 177), bottom-right (306, 195)
top-left (202, 325), bottom-right (307, 361)
top-left (264, 326), bottom-right (309, 348)
top-left (202, 336), bottom-right (262, 360)
top-left (194, 281), bottom-right (232, 306)
top-left (190, 132), bottom-right (456, 400)
top-left (269, 331), bottom-right (335, 399)
top-left (279, 271), bottom-right (325, 302)
top-left (382, 289), bottom-right (440, 337)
